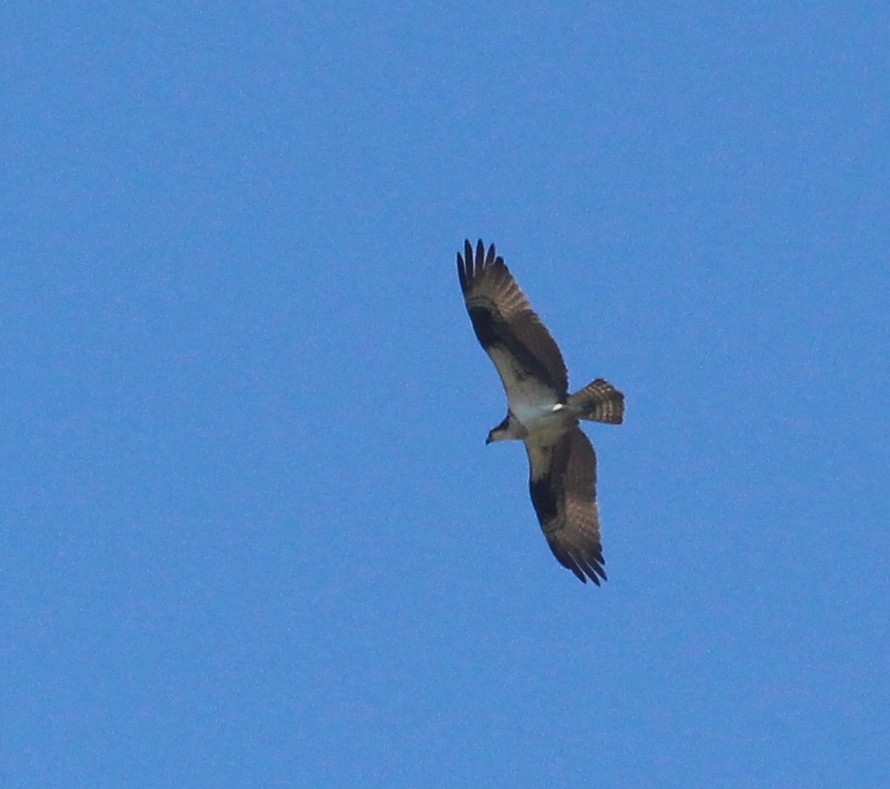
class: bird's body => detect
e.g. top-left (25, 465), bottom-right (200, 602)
top-left (457, 240), bottom-right (624, 584)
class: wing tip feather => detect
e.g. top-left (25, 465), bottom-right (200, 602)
top-left (457, 239), bottom-right (503, 294)
top-left (571, 554), bottom-right (607, 586)
top-left (548, 538), bottom-right (607, 585)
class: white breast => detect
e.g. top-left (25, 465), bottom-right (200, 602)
top-left (487, 346), bottom-right (566, 431)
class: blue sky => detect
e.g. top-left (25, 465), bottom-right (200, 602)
top-left (3, 4), bottom-right (889, 786)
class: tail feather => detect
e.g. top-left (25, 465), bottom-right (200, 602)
top-left (568, 379), bottom-right (625, 424)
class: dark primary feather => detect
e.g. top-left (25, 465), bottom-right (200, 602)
top-left (527, 428), bottom-right (606, 585)
top-left (457, 239), bottom-right (568, 399)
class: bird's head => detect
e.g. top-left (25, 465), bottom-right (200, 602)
top-left (486, 412), bottom-right (522, 444)
top-left (485, 426), bottom-right (508, 445)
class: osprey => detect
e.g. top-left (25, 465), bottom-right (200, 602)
top-left (457, 240), bottom-right (624, 584)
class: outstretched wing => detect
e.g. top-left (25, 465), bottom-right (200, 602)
top-left (525, 427), bottom-right (606, 585)
top-left (458, 239), bottom-right (568, 401)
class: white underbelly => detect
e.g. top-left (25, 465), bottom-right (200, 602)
top-left (506, 379), bottom-right (564, 432)
top-left (487, 346), bottom-right (572, 435)
top-left (511, 400), bottom-right (555, 427)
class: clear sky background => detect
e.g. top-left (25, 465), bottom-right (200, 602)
top-left (3, 4), bottom-right (889, 787)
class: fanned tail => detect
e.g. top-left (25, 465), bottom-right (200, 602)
top-left (567, 379), bottom-right (625, 424)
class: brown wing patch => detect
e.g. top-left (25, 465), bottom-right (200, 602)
top-left (527, 428), bottom-right (606, 585)
top-left (457, 240), bottom-right (568, 398)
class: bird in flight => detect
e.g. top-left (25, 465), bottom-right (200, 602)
top-left (457, 240), bottom-right (624, 584)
